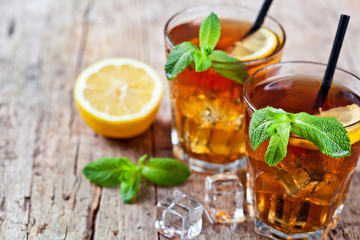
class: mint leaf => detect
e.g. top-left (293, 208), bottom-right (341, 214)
top-left (291, 112), bottom-right (351, 158)
top-left (138, 154), bottom-right (147, 166)
top-left (210, 50), bottom-right (249, 83)
top-left (83, 157), bottom-right (136, 187)
top-left (165, 13), bottom-right (249, 83)
top-left (165, 42), bottom-right (198, 80)
top-left (249, 107), bottom-right (351, 166)
top-left (120, 171), bottom-right (142, 203)
top-left (194, 51), bottom-right (212, 72)
top-left (249, 107), bottom-right (288, 150)
top-left (199, 12), bottom-right (220, 50)
top-left (209, 50), bottom-right (239, 62)
top-left (83, 155), bottom-right (191, 203)
top-left (212, 65), bottom-right (249, 84)
top-left (141, 158), bottom-right (191, 186)
top-left (265, 121), bottom-right (291, 166)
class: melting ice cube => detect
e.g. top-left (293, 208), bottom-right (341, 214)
top-left (155, 190), bottom-right (204, 239)
top-left (205, 172), bottom-right (245, 223)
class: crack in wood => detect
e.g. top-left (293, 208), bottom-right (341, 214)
top-left (69, 0), bottom-right (95, 137)
top-left (25, 59), bottom-right (42, 81)
top-left (149, 125), bottom-right (159, 207)
top-left (72, 177), bottom-right (81, 210)
top-left (76, 0), bottom-right (95, 72)
top-left (62, 193), bottom-right (71, 201)
top-left (74, 139), bottom-right (80, 175)
top-left (69, 0), bottom-right (94, 139)
top-left (25, 196), bottom-right (32, 239)
top-left (50, 184), bottom-right (56, 202)
top-left (23, 197), bottom-right (30, 211)
top-left (68, 90), bottom-right (76, 137)
top-left (62, 226), bottom-right (68, 240)
top-left (83, 186), bottom-right (101, 240)
top-left (0, 217), bottom-right (4, 229)
top-left (8, 19), bottom-right (15, 37)
top-left (341, 228), bottom-right (351, 240)
top-left (0, 197), bottom-right (5, 211)
top-left (26, 112), bottom-right (45, 236)
top-left (37, 223), bottom-right (48, 235)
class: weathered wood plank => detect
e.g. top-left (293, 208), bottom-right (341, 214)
top-left (23, 0), bottom-right (99, 239)
top-left (81, 0), bottom-right (157, 239)
top-left (0, 0), bottom-right (359, 239)
top-left (0, 0), bottom-right (51, 238)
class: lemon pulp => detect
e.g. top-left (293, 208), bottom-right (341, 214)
top-left (74, 58), bottom-right (164, 138)
top-left (229, 27), bottom-right (279, 61)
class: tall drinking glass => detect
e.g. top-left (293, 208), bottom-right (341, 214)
top-left (164, 4), bottom-right (286, 172)
top-left (244, 61), bottom-right (360, 239)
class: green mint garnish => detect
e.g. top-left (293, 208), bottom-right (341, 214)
top-left (83, 155), bottom-right (191, 203)
top-left (165, 42), bottom-right (198, 80)
top-left (165, 12), bottom-right (248, 83)
top-left (249, 106), bottom-right (351, 166)
top-left (199, 12), bottom-right (220, 51)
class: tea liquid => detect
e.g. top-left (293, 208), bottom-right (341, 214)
top-left (246, 76), bottom-right (360, 233)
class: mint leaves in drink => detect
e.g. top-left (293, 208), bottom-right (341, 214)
top-left (165, 12), bottom-right (247, 83)
top-left (249, 107), bottom-right (351, 166)
top-left (83, 155), bottom-right (191, 203)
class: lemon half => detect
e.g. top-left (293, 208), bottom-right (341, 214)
top-left (74, 58), bottom-right (164, 138)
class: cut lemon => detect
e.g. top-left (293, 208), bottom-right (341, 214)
top-left (229, 27), bottom-right (278, 61)
top-left (318, 104), bottom-right (360, 145)
top-left (74, 58), bottom-right (164, 138)
top-left (290, 104), bottom-right (360, 149)
top-left (317, 104), bottom-right (360, 127)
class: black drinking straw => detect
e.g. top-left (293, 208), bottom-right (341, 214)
top-left (313, 14), bottom-right (350, 110)
top-left (244, 0), bottom-right (273, 38)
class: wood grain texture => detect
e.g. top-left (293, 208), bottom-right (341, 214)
top-left (0, 0), bottom-right (359, 239)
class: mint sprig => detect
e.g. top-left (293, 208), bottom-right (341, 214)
top-left (199, 12), bottom-right (220, 51)
top-left (165, 42), bottom-right (198, 80)
top-left (249, 106), bottom-right (351, 166)
top-left (165, 12), bottom-right (248, 83)
top-left (83, 155), bottom-right (191, 203)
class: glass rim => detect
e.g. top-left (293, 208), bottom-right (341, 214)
top-left (244, 60), bottom-right (360, 128)
top-left (164, 3), bottom-right (286, 67)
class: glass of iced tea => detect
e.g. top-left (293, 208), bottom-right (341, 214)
top-left (164, 4), bottom-right (286, 172)
top-left (244, 61), bottom-right (360, 239)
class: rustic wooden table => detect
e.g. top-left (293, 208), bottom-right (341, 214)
top-left (1, 0), bottom-right (360, 239)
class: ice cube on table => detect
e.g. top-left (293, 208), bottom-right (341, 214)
top-left (205, 172), bottom-right (245, 223)
top-left (155, 190), bottom-right (204, 239)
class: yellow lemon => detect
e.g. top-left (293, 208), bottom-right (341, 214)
top-left (290, 104), bottom-right (360, 149)
top-left (74, 58), bottom-right (164, 138)
top-left (317, 104), bottom-right (360, 127)
top-left (318, 104), bottom-right (360, 144)
top-left (229, 27), bottom-right (278, 61)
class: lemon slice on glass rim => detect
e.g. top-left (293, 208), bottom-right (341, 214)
top-left (74, 58), bottom-right (164, 138)
top-left (229, 27), bottom-right (279, 62)
top-left (318, 104), bottom-right (360, 144)
top-left (289, 104), bottom-right (360, 149)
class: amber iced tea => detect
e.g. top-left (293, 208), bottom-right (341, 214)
top-left (245, 62), bottom-right (360, 239)
top-left (165, 5), bottom-right (285, 172)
